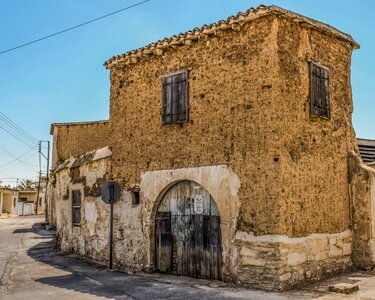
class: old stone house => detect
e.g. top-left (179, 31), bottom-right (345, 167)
top-left (49, 5), bottom-right (375, 290)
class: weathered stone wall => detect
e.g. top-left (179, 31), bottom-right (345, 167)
top-left (55, 156), bottom-right (146, 271)
top-left (235, 230), bottom-right (352, 290)
top-left (109, 15), bottom-right (357, 237)
top-left (51, 121), bottom-right (110, 169)
top-left (349, 151), bottom-right (375, 267)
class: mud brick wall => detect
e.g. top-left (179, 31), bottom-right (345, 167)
top-left (273, 18), bottom-right (357, 236)
top-left (51, 121), bottom-right (110, 168)
top-left (108, 15), bottom-right (357, 237)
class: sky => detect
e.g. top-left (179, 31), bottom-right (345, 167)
top-left (0, 0), bottom-right (374, 187)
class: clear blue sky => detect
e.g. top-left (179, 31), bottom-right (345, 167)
top-left (0, 0), bottom-right (374, 186)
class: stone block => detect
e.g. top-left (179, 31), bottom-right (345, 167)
top-left (288, 253), bottom-right (307, 266)
top-left (280, 272), bottom-right (292, 282)
top-left (328, 283), bottom-right (359, 294)
top-left (315, 251), bottom-right (328, 261)
top-left (329, 245), bottom-right (343, 257)
top-left (279, 247), bottom-right (289, 255)
top-left (309, 238), bottom-right (328, 254)
top-left (342, 242), bottom-right (352, 255)
top-left (242, 256), bottom-right (266, 267)
top-left (240, 247), bottom-right (258, 257)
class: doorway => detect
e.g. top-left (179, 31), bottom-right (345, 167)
top-left (155, 180), bottom-right (222, 279)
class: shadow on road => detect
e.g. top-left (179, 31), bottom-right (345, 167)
top-left (26, 222), bottom-right (251, 300)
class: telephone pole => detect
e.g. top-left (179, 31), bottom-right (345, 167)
top-left (35, 141), bottom-right (42, 215)
top-left (35, 140), bottom-right (51, 217)
top-left (45, 141), bottom-right (50, 222)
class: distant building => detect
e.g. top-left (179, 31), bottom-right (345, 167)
top-left (358, 138), bottom-right (375, 164)
top-left (48, 5), bottom-right (375, 291)
top-left (0, 187), bottom-right (18, 217)
top-left (18, 176), bottom-right (48, 215)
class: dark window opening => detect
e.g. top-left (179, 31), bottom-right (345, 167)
top-left (132, 191), bottom-right (140, 205)
top-left (310, 62), bottom-right (330, 118)
top-left (162, 70), bottom-right (188, 124)
top-left (72, 190), bottom-right (81, 226)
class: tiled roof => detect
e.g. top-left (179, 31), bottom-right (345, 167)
top-left (104, 4), bottom-right (359, 69)
top-left (358, 138), bottom-right (375, 164)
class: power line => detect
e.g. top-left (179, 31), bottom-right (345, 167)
top-left (0, 117), bottom-right (38, 146)
top-left (0, 112), bottom-right (39, 149)
top-left (0, 147), bottom-right (38, 169)
top-left (0, 122), bottom-right (37, 149)
top-left (0, 143), bottom-right (38, 171)
top-left (0, 0), bottom-right (151, 55)
top-left (0, 112), bottom-right (39, 143)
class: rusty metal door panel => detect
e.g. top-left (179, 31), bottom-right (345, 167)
top-left (155, 181), bottom-right (222, 280)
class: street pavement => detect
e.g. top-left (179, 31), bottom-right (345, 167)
top-left (1, 216), bottom-right (375, 300)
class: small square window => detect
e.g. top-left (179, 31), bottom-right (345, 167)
top-left (72, 190), bottom-right (81, 226)
top-left (162, 70), bottom-right (188, 124)
top-left (310, 62), bottom-right (330, 118)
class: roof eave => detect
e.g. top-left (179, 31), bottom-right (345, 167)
top-left (103, 4), bottom-right (359, 70)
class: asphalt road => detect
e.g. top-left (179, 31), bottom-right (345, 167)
top-left (0, 216), bottom-right (374, 300)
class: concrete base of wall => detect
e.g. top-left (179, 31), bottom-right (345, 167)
top-left (234, 230), bottom-right (352, 290)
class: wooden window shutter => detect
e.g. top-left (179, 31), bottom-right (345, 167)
top-left (162, 75), bottom-right (174, 124)
top-left (162, 70), bottom-right (188, 124)
top-left (310, 62), bottom-right (330, 118)
top-left (174, 71), bottom-right (188, 122)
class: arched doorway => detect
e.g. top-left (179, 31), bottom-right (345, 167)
top-left (155, 180), bottom-right (222, 279)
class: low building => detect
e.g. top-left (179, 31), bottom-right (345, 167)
top-left (18, 176), bottom-right (48, 215)
top-left (48, 5), bottom-right (375, 291)
top-left (0, 187), bottom-right (19, 217)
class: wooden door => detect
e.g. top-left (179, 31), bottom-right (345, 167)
top-left (155, 181), bottom-right (222, 280)
top-left (155, 212), bottom-right (172, 273)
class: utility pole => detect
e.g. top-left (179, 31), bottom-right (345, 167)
top-left (36, 140), bottom-right (51, 221)
top-left (45, 141), bottom-right (50, 222)
top-left (35, 141), bottom-right (42, 215)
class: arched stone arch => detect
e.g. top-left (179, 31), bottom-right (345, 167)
top-left (140, 165), bottom-right (241, 280)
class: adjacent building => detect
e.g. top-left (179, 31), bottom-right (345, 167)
top-left (48, 5), bottom-right (375, 290)
top-left (0, 187), bottom-right (18, 217)
top-left (358, 138), bottom-right (375, 165)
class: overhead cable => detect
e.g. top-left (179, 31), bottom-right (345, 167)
top-left (0, 112), bottom-right (39, 143)
top-left (0, 0), bottom-right (151, 55)
top-left (0, 146), bottom-right (38, 169)
top-left (0, 122), bottom-right (36, 149)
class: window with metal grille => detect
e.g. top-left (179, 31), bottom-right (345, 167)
top-left (72, 190), bottom-right (81, 226)
top-left (162, 70), bottom-right (188, 124)
top-left (310, 62), bottom-right (330, 118)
